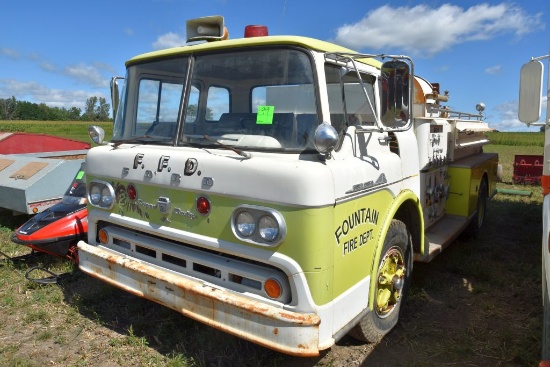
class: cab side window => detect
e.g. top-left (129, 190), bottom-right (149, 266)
top-left (325, 64), bottom-right (376, 135)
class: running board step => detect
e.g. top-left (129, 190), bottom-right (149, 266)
top-left (414, 215), bottom-right (470, 263)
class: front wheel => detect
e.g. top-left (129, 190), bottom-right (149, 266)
top-left (349, 219), bottom-right (412, 343)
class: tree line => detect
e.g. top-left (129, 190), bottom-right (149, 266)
top-left (0, 96), bottom-right (111, 121)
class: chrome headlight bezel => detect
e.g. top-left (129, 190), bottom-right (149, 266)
top-left (231, 205), bottom-right (286, 246)
top-left (88, 180), bottom-right (115, 210)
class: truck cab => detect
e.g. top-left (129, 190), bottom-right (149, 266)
top-left (78, 16), bottom-right (498, 356)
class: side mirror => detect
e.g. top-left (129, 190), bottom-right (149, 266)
top-left (381, 60), bottom-right (410, 126)
top-left (518, 60), bottom-right (543, 124)
top-left (314, 123), bottom-right (338, 155)
top-left (88, 125), bottom-right (105, 145)
top-left (110, 76), bottom-right (125, 121)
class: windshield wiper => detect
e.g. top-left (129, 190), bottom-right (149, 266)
top-left (202, 135), bottom-right (252, 159)
top-left (112, 135), bottom-right (172, 148)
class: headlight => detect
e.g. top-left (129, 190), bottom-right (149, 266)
top-left (88, 181), bottom-right (115, 209)
top-left (236, 211), bottom-right (255, 236)
top-left (258, 215), bottom-right (279, 242)
top-left (89, 185), bottom-right (101, 205)
top-left (231, 205), bottom-right (286, 246)
top-left (101, 186), bottom-right (113, 206)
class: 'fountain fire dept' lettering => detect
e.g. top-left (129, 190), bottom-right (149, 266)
top-left (334, 208), bottom-right (379, 245)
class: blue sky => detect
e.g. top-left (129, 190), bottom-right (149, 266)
top-left (0, 0), bottom-right (548, 131)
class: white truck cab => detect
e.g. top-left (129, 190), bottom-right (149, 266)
top-left (78, 16), bottom-right (499, 356)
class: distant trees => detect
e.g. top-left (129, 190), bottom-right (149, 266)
top-left (0, 96), bottom-right (17, 120)
top-left (84, 96), bottom-right (110, 121)
top-left (0, 96), bottom-right (111, 122)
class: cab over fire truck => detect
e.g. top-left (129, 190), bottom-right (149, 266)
top-left (518, 54), bottom-right (550, 365)
top-left (77, 16), bottom-right (499, 356)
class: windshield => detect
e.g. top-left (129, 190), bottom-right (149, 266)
top-left (113, 58), bottom-right (188, 143)
top-left (113, 48), bottom-right (319, 151)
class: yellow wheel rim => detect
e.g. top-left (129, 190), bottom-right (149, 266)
top-left (376, 246), bottom-right (406, 318)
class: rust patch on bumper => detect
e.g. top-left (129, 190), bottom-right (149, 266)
top-left (78, 241), bottom-right (321, 356)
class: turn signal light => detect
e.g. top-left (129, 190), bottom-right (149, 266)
top-left (264, 278), bottom-right (282, 299)
top-left (98, 228), bottom-right (109, 244)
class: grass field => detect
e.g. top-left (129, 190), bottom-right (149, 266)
top-left (0, 120), bottom-right (113, 143)
top-left (487, 130), bottom-right (544, 147)
top-left (0, 122), bottom-right (546, 366)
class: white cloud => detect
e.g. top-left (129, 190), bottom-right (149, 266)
top-left (485, 65), bottom-right (502, 75)
top-left (0, 79), bottom-right (103, 110)
top-left (91, 61), bottom-right (118, 75)
top-left (0, 48), bottom-right (19, 59)
top-left (491, 100), bottom-right (525, 131)
top-left (39, 62), bottom-right (57, 72)
top-left (153, 32), bottom-right (186, 50)
top-left (1, 47), bottom-right (114, 89)
top-left (333, 4), bottom-right (544, 56)
top-left (491, 98), bottom-right (548, 132)
top-left (63, 63), bottom-right (110, 88)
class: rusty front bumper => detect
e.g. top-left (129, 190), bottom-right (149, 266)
top-left (77, 241), bottom-right (321, 356)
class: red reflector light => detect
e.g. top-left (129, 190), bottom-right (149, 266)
top-left (244, 25), bottom-right (268, 38)
top-left (196, 196), bottom-right (211, 215)
top-left (127, 184), bottom-right (137, 200)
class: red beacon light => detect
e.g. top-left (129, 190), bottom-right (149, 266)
top-left (244, 25), bottom-right (268, 38)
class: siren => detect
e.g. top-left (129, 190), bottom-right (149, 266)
top-left (186, 15), bottom-right (228, 43)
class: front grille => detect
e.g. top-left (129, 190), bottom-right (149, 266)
top-left (95, 221), bottom-right (291, 303)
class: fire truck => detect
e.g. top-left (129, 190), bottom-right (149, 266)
top-left (518, 54), bottom-right (550, 366)
top-left (77, 16), bottom-right (499, 356)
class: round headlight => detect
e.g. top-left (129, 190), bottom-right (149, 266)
top-left (90, 185), bottom-right (101, 205)
top-left (258, 215), bottom-right (279, 241)
top-left (236, 211), bottom-right (255, 237)
top-left (101, 186), bottom-right (113, 207)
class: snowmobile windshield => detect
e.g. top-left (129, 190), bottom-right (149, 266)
top-left (61, 169), bottom-right (87, 206)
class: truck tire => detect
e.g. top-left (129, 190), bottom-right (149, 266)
top-left (349, 219), bottom-right (412, 343)
top-left (465, 178), bottom-right (488, 238)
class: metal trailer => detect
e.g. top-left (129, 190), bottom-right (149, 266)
top-left (0, 132), bottom-right (89, 214)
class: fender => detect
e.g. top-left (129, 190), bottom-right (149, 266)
top-left (367, 189), bottom-right (423, 309)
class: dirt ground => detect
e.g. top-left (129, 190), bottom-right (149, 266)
top-left (0, 193), bottom-right (543, 367)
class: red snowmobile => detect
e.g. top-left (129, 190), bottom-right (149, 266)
top-left (11, 164), bottom-right (87, 264)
